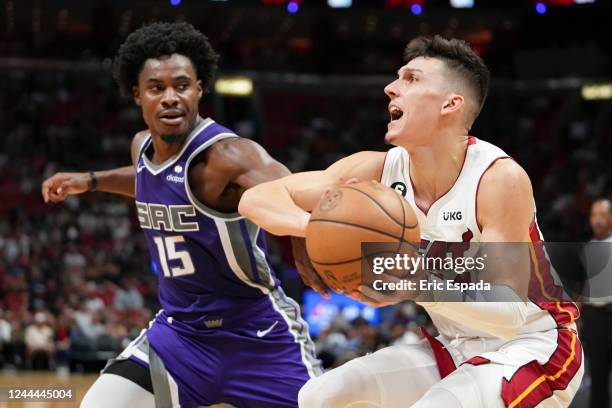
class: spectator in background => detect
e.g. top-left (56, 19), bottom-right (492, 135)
top-left (113, 278), bottom-right (143, 312)
top-left (55, 313), bottom-right (72, 373)
top-left (24, 312), bottom-right (55, 370)
top-left (0, 310), bottom-right (11, 367)
top-left (581, 198), bottom-right (612, 408)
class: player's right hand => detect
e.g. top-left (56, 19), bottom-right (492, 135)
top-left (41, 172), bottom-right (90, 203)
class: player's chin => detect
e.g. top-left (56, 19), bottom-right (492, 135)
top-left (384, 129), bottom-right (399, 145)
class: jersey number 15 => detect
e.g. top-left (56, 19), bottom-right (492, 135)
top-left (153, 236), bottom-right (195, 277)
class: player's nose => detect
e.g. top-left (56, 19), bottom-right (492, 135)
top-left (384, 79), bottom-right (399, 99)
top-left (161, 87), bottom-right (179, 107)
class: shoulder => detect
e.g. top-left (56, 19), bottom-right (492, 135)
top-left (132, 130), bottom-right (149, 146)
top-left (479, 158), bottom-right (531, 195)
top-left (130, 130), bottom-right (150, 164)
top-left (205, 137), bottom-right (270, 169)
top-left (190, 137), bottom-right (277, 179)
top-left (477, 158), bottom-right (534, 229)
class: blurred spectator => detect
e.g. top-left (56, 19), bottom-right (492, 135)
top-left (113, 278), bottom-right (144, 311)
top-left (24, 312), bottom-right (55, 370)
top-left (55, 313), bottom-right (72, 371)
top-left (581, 198), bottom-right (612, 408)
top-left (0, 310), bottom-right (11, 367)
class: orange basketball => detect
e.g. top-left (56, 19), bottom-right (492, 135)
top-left (305, 180), bottom-right (420, 292)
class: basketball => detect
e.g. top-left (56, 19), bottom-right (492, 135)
top-left (305, 180), bottom-right (420, 292)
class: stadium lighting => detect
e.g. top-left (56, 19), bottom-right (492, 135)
top-left (582, 83), bottom-right (612, 100)
top-left (535, 2), bottom-right (547, 14)
top-left (215, 77), bottom-right (254, 97)
top-left (287, 1), bottom-right (299, 13)
top-left (328, 0), bottom-right (352, 7)
top-left (169, 0), bottom-right (181, 6)
top-left (411, 4), bottom-right (423, 15)
top-left (450, 0), bottom-right (474, 8)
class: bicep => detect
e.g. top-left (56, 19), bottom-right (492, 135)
top-left (478, 159), bottom-right (534, 243)
top-left (477, 159), bottom-right (535, 299)
top-left (232, 141), bottom-right (291, 188)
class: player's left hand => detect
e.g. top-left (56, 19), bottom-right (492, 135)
top-left (291, 237), bottom-right (332, 298)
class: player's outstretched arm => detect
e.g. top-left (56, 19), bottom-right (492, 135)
top-left (239, 151), bottom-right (386, 237)
top-left (42, 167), bottom-right (135, 202)
top-left (41, 130), bottom-right (148, 202)
top-left (419, 158), bottom-right (535, 339)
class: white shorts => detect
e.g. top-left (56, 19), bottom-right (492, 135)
top-left (298, 327), bottom-right (583, 408)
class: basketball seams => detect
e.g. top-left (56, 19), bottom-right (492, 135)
top-left (310, 249), bottom-right (419, 266)
top-left (342, 185), bottom-right (418, 230)
top-left (342, 185), bottom-right (402, 227)
top-left (308, 219), bottom-right (402, 241)
top-left (307, 181), bottom-right (421, 291)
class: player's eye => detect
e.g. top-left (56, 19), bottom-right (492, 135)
top-left (177, 83), bottom-right (189, 91)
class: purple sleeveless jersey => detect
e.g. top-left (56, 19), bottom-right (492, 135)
top-left (135, 118), bottom-right (279, 319)
top-left (125, 118), bottom-right (321, 407)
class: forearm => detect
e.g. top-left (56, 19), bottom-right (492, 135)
top-left (419, 300), bottom-right (529, 339)
top-left (239, 183), bottom-right (310, 237)
top-left (92, 166), bottom-right (136, 197)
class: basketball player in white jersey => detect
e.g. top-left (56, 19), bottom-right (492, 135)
top-left (239, 36), bottom-right (583, 407)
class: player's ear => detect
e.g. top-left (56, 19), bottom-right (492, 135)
top-left (132, 86), bottom-right (141, 106)
top-left (197, 80), bottom-right (203, 99)
top-left (441, 94), bottom-right (464, 116)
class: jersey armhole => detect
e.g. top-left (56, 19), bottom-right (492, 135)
top-left (474, 156), bottom-right (511, 233)
top-left (379, 150), bottom-right (390, 183)
top-left (184, 133), bottom-right (243, 221)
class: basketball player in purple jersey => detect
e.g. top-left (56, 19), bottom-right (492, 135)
top-left (42, 22), bottom-right (322, 408)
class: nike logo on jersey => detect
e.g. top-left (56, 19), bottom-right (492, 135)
top-left (256, 321), bottom-right (278, 338)
top-left (136, 165), bottom-right (146, 173)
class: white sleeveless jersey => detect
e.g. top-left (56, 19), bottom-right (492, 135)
top-left (380, 136), bottom-right (578, 338)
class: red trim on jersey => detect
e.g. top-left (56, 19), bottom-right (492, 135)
top-left (501, 329), bottom-right (582, 408)
top-left (474, 156), bottom-right (511, 233)
top-left (421, 328), bottom-right (456, 379)
top-left (408, 137), bottom-right (475, 216)
top-left (462, 356), bottom-right (491, 366)
top-left (528, 220), bottom-right (580, 325)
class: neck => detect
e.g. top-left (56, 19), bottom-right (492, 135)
top-left (149, 116), bottom-right (202, 164)
top-left (594, 231), bottom-right (611, 240)
top-left (404, 130), bottom-right (470, 208)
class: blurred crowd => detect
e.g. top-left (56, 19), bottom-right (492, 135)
top-left (0, 57), bottom-right (610, 372)
top-left (2, 1), bottom-right (611, 80)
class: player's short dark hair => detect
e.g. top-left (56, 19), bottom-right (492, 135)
top-left (112, 22), bottom-right (219, 97)
top-left (404, 35), bottom-right (490, 120)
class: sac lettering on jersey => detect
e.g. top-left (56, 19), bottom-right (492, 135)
top-left (136, 201), bottom-right (200, 232)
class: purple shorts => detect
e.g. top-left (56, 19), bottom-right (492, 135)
top-left (115, 292), bottom-right (322, 407)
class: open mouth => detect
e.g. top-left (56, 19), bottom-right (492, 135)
top-left (389, 105), bottom-right (404, 122)
top-left (159, 110), bottom-right (185, 125)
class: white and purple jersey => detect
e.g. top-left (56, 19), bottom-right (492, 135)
top-left (135, 118), bottom-right (279, 319)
